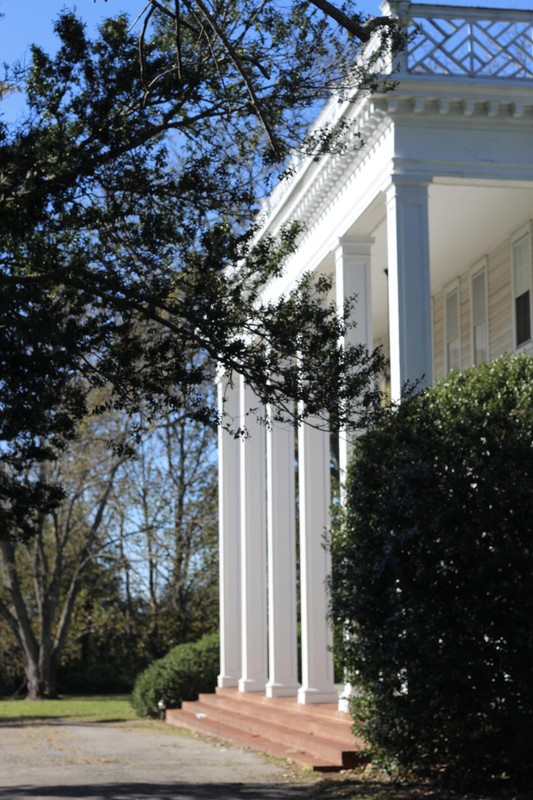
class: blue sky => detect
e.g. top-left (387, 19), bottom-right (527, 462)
top-left (1, 0), bottom-right (532, 118)
top-left (3, 0), bottom-right (532, 68)
top-left (0, 1), bottom-right (128, 65)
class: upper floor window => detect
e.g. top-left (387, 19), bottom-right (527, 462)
top-left (512, 226), bottom-right (532, 349)
top-left (444, 281), bottom-right (460, 374)
top-left (470, 261), bottom-right (488, 366)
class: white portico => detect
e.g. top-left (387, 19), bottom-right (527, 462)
top-left (217, 2), bottom-right (533, 707)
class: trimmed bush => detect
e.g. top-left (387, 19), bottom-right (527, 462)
top-left (131, 632), bottom-right (219, 718)
top-left (330, 354), bottom-right (533, 785)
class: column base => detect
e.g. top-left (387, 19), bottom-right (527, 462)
top-left (265, 681), bottom-right (300, 698)
top-left (338, 697), bottom-right (351, 713)
top-left (217, 675), bottom-right (239, 688)
top-left (338, 681), bottom-right (354, 713)
top-left (297, 686), bottom-right (339, 705)
top-left (238, 677), bottom-right (267, 693)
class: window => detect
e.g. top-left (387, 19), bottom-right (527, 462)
top-left (512, 226), bottom-right (532, 349)
top-left (444, 281), bottom-right (461, 374)
top-left (470, 261), bottom-right (488, 365)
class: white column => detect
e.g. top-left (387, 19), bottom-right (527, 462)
top-left (334, 236), bottom-right (374, 487)
top-left (386, 177), bottom-right (433, 401)
top-left (266, 413), bottom-right (299, 698)
top-left (334, 236), bottom-right (373, 712)
top-left (238, 379), bottom-right (268, 693)
top-left (298, 417), bottom-right (338, 705)
top-left (217, 376), bottom-right (241, 688)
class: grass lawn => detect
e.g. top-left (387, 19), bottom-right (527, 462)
top-left (0, 694), bottom-right (139, 723)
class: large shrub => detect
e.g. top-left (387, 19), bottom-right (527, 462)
top-left (330, 354), bottom-right (533, 785)
top-left (131, 631), bottom-right (219, 718)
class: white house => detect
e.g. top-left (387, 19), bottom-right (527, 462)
top-left (216, 1), bottom-right (533, 711)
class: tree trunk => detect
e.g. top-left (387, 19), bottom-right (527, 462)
top-left (23, 644), bottom-right (58, 699)
top-left (25, 665), bottom-right (43, 700)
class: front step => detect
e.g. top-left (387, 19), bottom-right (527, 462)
top-left (165, 687), bottom-right (367, 771)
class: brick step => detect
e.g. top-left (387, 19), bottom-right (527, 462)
top-left (165, 708), bottom-right (342, 771)
top-left (196, 693), bottom-right (356, 745)
top-left (165, 688), bottom-right (367, 771)
top-left (179, 699), bottom-right (357, 765)
top-left (216, 687), bottom-right (348, 718)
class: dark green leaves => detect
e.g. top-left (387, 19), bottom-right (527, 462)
top-left (330, 353), bottom-right (533, 786)
top-left (1, 4), bottom-right (391, 538)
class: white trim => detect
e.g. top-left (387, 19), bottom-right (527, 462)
top-left (469, 257), bottom-right (489, 366)
top-left (444, 278), bottom-right (461, 374)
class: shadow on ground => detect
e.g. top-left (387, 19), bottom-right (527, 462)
top-left (0, 719), bottom-right (134, 727)
top-left (312, 777), bottom-right (533, 800)
top-left (0, 783), bottom-right (312, 800)
top-left (2, 778), bottom-right (531, 800)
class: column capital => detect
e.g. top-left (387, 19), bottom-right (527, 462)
top-left (384, 173), bottom-right (433, 196)
top-left (335, 235), bottom-right (375, 258)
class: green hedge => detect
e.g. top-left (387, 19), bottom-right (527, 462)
top-left (131, 632), bottom-right (219, 718)
top-left (330, 353), bottom-right (533, 786)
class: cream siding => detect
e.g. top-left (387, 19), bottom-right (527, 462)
top-left (432, 292), bottom-right (444, 380)
top-left (431, 229), bottom-right (521, 381)
top-left (489, 238), bottom-right (513, 359)
top-left (460, 277), bottom-right (470, 371)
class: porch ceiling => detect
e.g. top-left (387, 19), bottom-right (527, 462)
top-left (346, 181), bottom-right (533, 341)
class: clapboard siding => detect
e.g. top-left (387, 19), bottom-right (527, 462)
top-left (432, 292), bottom-right (445, 380)
top-left (460, 275), bottom-right (471, 371)
top-left (488, 238), bottom-right (513, 359)
top-left (431, 230), bottom-right (517, 381)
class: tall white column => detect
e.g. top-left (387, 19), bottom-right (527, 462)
top-left (386, 177), bottom-right (433, 401)
top-left (334, 236), bottom-right (374, 487)
top-left (238, 379), bottom-right (268, 693)
top-left (298, 417), bottom-right (338, 705)
top-left (334, 236), bottom-right (373, 712)
top-left (266, 413), bottom-right (299, 698)
top-left (217, 376), bottom-right (242, 688)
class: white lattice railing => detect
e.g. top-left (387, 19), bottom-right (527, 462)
top-left (403, 3), bottom-right (533, 79)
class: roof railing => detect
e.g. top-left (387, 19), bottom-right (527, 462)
top-left (382, 1), bottom-right (533, 79)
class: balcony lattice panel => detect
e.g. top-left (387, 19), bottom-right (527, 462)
top-left (408, 14), bottom-right (533, 79)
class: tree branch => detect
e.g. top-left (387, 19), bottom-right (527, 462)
top-left (307, 0), bottom-right (397, 42)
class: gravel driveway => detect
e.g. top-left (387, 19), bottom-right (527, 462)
top-left (0, 719), bottom-right (318, 800)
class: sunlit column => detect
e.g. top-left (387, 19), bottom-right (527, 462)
top-left (266, 411), bottom-right (299, 698)
top-left (334, 236), bottom-right (373, 711)
top-left (297, 415), bottom-right (338, 705)
top-left (238, 378), bottom-right (268, 692)
top-left (334, 235), bottom-right (373, 488)
top-left (386, 177), bottom-right (433, 401)
top-left (217, 374), bottom-right (241, 688)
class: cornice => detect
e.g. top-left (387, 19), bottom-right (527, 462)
top-left (259, 73), bottom-right (533, 244)
top-left (372, 75), bottom-right (533, 122)
top-left (260, 95), bottom-right (390, 238)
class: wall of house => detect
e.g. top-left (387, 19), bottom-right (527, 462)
top-left (432, 227), bottom-right (517, 381)
top-left (489, 238), bottom-right (514, 361)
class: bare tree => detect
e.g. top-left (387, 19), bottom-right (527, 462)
top-left (112, 412), bottom-right (218, 658)
top-left (0, 417), bottom-right (127, 698)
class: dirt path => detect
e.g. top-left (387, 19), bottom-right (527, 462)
top-left (0, 719), bottom-right (318, 800)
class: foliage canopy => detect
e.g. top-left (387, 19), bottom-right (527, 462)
top-left (0, 2), bottom-right (395, 537)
